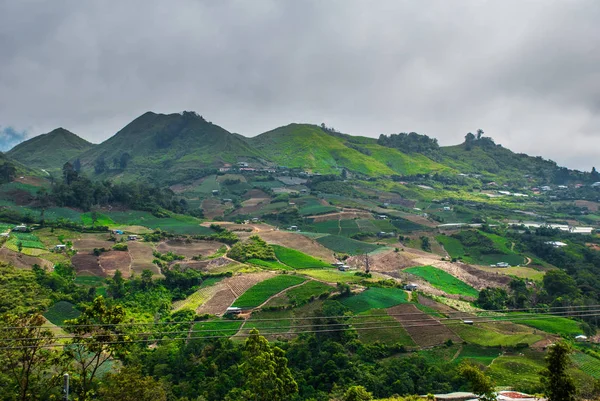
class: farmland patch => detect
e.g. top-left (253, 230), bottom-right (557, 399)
top-left (232, 275), bottom-right (306, 308)
top-left (341, 287), bottom-right (409, 313)
top-left (316, 234), bottom-right (381, 255)
top-left (388, 303), bottom-right (460, 347)
top-left (404, 265), bottom-right (479, 298)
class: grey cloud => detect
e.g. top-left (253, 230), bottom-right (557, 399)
top-left (0, 0), bottom-right (598, 170)
top-left (0, 126), bottom-right (28, 151)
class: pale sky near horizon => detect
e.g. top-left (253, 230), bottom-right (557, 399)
top-left (1, 0), bottom-right (599, 170)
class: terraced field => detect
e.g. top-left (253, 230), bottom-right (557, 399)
top-left (404, 265), bottom-right (479, 297)
top-left (341, 287), bottom-right (409, 313)
top-left (232, 275), bottom-right (306, 308)
top-left (172, 277), bottom-right (226, 311)
top-left (197, 272), bottom-right (274, 315)
top-left (316, 234), bottom-right (382, 255)
top-left (271, 244), bottom-right (330, 269)
top-left (387, 303), bottom-right (460, 347)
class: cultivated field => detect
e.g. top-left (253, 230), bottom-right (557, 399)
top-left (387, 303), bottom-right (460, 347)
top-left (98, 250), bottom-right (131, 277)
top-left (72, 253), bottom-right (104, 276)
top-left (271, 244), bottom-right (331, 269)
top-left (128, 241), bottom-right (159, 275)
top-left (232, 275), bottom-right (307, 308)
top-left (341, 287), bottom-right (409, 313)
top-left (196, 272), bottom-right (274, 315)
top-left (156, 239), bottom-right (222, 259)
top-left (404, 265), bottom-right (479, 298)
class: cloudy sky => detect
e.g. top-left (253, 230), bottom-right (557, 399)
top-left (1, 0), bottom-right (598, 170)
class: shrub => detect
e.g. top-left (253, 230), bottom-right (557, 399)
top-left (112, 243), bottom-right (128, 251)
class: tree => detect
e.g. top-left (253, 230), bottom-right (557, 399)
top-left (237, 329), bottom-right (297, 401)
top-left (62, 162), bottom-right (78, 185)
top-left (73, 158), bottom-right (81, 172)
top-left (420, 236), bottom-right (431, 252)
top-left (94, 157), bottom-right (107, 174)
top-left (0, 314), bottom-right (64, 401)
top-left (591, 167), bottom-right (600, 181)
top-left (120, 152), bottom-right (131, 169)
top-left (458, 362), bottom-right (496, 401)
top-left (543, 270), bottom-right (579, 299)
top-left (476, 129), bottom-right (484, 140)
top-left (107, 270), bottom-right (125, 299)
top-left (0, 162), bottom-right (17, 183)
top-left (464, 132), bottom-right (476, 151)
top-left (63, 296), bottom-right (131, 400)
top-left (344, 385), bottom-right (373, 401)
top-left (540, 342), bottom-right (576, 401)
top-left (17, 241), bottom-right (23, 253)
top-left (97, 366), bottom-right (168, 401)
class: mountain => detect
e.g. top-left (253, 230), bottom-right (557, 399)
top-left (7, 128), bottom-right (94, 172)
top-left (436, 136), bottom-right (572, 184)
top-left (249, 123), bottom-right (449, 176)
top-left (77, 111), bottom-right (266, 183)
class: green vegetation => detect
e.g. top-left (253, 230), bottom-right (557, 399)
top-left (404, 265), bottom-right (479, 297)
top-left (515, 314), bottom-right (583, 335)
top-left (247, 258), bottom-right (292, 270)
top-left (299, 269), bottom-right (367, 283)
top-left (232, 275), bottom-right (307, 308)
top-left (8, 232), bottom-right (46, 250)
top-left (271, 244), bottom-right (330, 269)
top-left (192, 319), bottom-right (244, 338)
top-left (43, 301), bottom-right (81, 326)
top-left (316, 234), bottom-right (381, 255)
top-left (437, 230), bottom-right (525, 266)
top-left (340, 287), bottom-right (409, 313)
top-left (449, 322), bottom-right (543, 347)
top-left (7, 128), bottom-right (94, 171)
top-left (351, 309), bottom-right (415, 346)
top-left (227, 235), bottom-right (275, 262)
top-left (572, 352), bottom-right (600, 379)
top-left (285, 281), bottom-right (334, 305)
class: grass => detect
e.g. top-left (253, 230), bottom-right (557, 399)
top-left (232, 275), bottom-right (307, 308)
top-left (472, 265), bottom-right (545, 281)
top-left (74, 276), bottom-right (106, 286)
top-left (449, 322), bottom-right (543, 347)
top-left (350, 309), bottom-right (415, 346)
top-left (8, 232), bottom-right (46, 250)
top-left (514, 314), bottom-right (583, 336)
top-left (572, 352), bottom-right (600, 379)
top-left (487, 350), bottom-right (546, 391)
top-left (247, 258), bottom-right (292, 270)
top-left (404, 265), bottom-right (479, 297)
top-left (80, 212), bottom-right (115, 227)
top-left (191, 319), bottom-right (243, 338)
top-left (436, 235), bottom-right (465, 257)
top-left (285, 281), bottom-right (334, 305)
top-left (316, 234), bottom-right (382, 255)
top-left (107, 210), bottom-right (213, 235)
top-left (43, 301), bottom-right (81, 326)
top-left (299, 269), bottom-right (366, 283)
top-left (454, 344), bottom-right (501, 366)
top-left (172, 277), bottom-right (225, 311)
top-left (271, 244), bottom-right (331, 269)
top-left (243, 309), bottom-right (293, 334)
top-left (341, 287), bottom-right (409, 313)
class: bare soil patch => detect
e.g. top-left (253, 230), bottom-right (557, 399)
top-left (258, 231), bottom-right (335, 262)
top-left (72, 253), bottom-right (104, 276)
top-left (197, 272), bottom-right (274, 315)
top-left (387, 303), bottom-right (460, 347)
top-left (361, 249), bottom-right (420, 273)
top-left (408, 256), bottom-right (511, 290)
top-left (179, 257), bottom-right (232, 272)
top-left (157, 239), bottom-right (222, 258)
top-left (202, 198), bottom-right (228, 219)
top-left (0, 248), bottom-right (53, 269)
top-left (309, 210), bottom-right (373, 223)
top-left (128, 241), bottom-right (158, 275)
top-left (14, 176), bottom-right (48, 187)
top-left (73, 234), bottom-right (112, 252)
top-left (575, 200), bottom-right (599, 212)
top-left (99, 251), bottom-right (131, 278)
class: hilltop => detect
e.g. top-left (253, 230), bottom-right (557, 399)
top-left (250, 123), bottom-right (449, 176)
top-left (76, 111), bottom-right (266, 183)
top-left (7, 128), bottom-right (94, 172)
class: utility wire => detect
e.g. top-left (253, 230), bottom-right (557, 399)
top-left (2, 303), bottom-right (599, 331)
top-left (1, 311), bottom-right (598, 349)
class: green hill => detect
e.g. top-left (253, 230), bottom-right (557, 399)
top-left (77, 111), bottom-right (266, 184)
top-left (438, 138), bottom-right (564, 183)
top-left (7, 128), bottom-right (94, 172)
top-left (250, 123), bottom-right (448, 176)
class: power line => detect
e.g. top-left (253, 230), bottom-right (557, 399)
top-left (1, 311), bottom-right (598, 349)
top-left (3, 303), bottom-right (599, 331)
